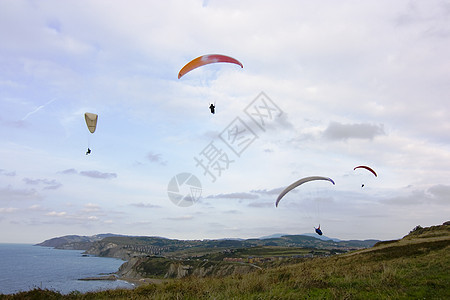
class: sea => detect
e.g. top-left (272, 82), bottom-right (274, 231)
top-left (0, 243), bottom-right (134, 295)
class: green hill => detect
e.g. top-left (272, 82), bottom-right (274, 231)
top-left (38, 233), bottom-right (379, 261)
top-left (4, 222), bottom-right (449, 299)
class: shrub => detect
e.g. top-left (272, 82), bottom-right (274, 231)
top-left (409, 225), bottom-right (423, 234)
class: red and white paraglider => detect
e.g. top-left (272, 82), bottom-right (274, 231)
top-left (353, 165), bottom-right (377, 187)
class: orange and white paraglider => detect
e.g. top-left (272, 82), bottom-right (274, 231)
top-left (178, 54), bottom-right (243, 114)
top-left (178, 54), bottom-right (243, 79)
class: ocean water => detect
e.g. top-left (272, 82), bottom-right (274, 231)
top-left (0, 244), bottom-right (134, 295)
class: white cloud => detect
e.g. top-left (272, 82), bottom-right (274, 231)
top-left (0, 207), bottom-right (18, 213)
top-left (323, 122), bottom-right (385, 140)
top-left (58, 168), bottom-right (78, 175)
top-left (130, 202), bottom-right (161, 209)
top-left (46, 211), bottom-right (67, 217)
top-left (23, 178), bottom-right (62, 190)
top-left (0, 169), bottom-right (16, 177)
top-left (0, 185), bottom-right (40, 201)
top-left (146, 152), bottom-right (168, 166)
top-left (83, 203), bottom-right (101, 213)
top-left (207, 192), bottom-right (259, 200)
top-left (79, 171), bottom-right (117, 179)
top-left (28, 204), bottom-right (44, 211)
top-left (166, 215), bottom-right (194, 221)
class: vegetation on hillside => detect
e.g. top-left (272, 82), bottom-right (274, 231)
top-left (38, 233), bottom-right (379, 259)
top-left (3, 223), bottom-right (449, 299)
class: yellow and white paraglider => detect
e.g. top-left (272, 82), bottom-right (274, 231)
top-left (84, 112), bottom-right (98, 155)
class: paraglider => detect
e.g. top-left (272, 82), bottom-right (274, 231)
top-left (209, 103), bottom-right (215, 114)
top-left (276, 176), bottom-right (335, 236)
top-left (353, 165), bottom-right (377, 187)
top-left (178, 54), bottom-right (243, 114)
top-left (178, 54), bottom-right (243, 79)
top-left (314, 225), bottom-right (323, 236)
top-left (275, 176), bottom-right (335, 207)
top-left (353, 165), bottom-right (377, 177)
top-left (84, 112), bottom-right (98, 155)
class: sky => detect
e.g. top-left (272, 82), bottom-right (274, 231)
top-left (1, 0), bottom-right (449, 244)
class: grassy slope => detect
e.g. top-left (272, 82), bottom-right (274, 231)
top-left (3, 224), bottom-right (449, 299)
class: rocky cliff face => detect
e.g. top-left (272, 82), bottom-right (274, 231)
top-left (117, 257), bottom-right (144, 279)
top-left (116, 257), bottom-right (257, 279)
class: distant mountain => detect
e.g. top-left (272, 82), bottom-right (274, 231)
top-left (300, 233), bottom-right (341, 242)
top-left (259, 233), bottom-right (342, 242)
top-left (36, 233), bottom-right (125, 249)
top-left (36, 233), bottom-right (380, 256)
top-left (258, 233), bottom-right (288, 239)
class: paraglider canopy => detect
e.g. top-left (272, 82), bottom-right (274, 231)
top-left (84, 113), bottom-right (98, 134)
top-left (275, 176), bottom-right (335, 207)
top-left (353, 165), bottom-right (377, 177)
top-left (178, 54), bottom-right (243, 79)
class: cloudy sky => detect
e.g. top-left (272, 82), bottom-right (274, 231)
top-left (1, 0), bottom-right (449, 243)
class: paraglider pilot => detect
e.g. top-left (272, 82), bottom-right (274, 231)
top-left (86, 148), bottom-right (91, 155)
top-left (314, 225), bottom-right (323, 236)
top-left (209, 103), bottom-right (215, 114)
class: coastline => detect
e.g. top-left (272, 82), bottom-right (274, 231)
top-left (78, 274), bottom-right (165, 287)
top-left (78, 274), bottom-right (118, 281)
top-left (49, 246), bottom-right (164, 289)
top-left (0, 244), bottom-right (133, 295)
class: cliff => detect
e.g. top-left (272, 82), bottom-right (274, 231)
top-left (116, 257), bottom-right (257, 279)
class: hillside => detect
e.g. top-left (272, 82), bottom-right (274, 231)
top-left (38, 233), bottom-right (377, 281)
top-left (37, 233), bottom-right (379, 260)
top-left (6, 222), bottom-right (449, 299)
top-left (36, 234), bottom-right (124, 249)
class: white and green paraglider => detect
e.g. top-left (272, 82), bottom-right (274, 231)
top-left (275, 176), bottom-right (335, 236)
top-left (84, 112), bottom-right (98, 155)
